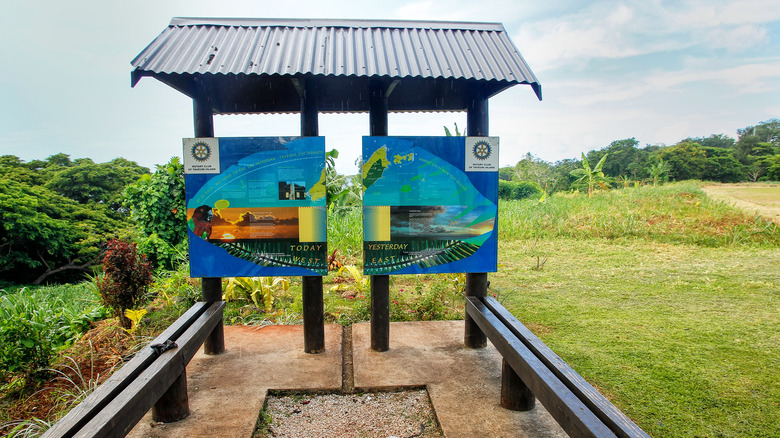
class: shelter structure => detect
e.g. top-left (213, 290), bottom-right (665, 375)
top-left (131, 17), bottom-right (540, 357)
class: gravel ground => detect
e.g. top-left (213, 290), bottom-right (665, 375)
top-left (256, 390), bottom-right (443, 438)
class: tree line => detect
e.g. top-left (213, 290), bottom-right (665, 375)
top-left (503, 119), bottom-right (780, 195)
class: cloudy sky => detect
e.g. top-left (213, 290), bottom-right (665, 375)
top-left (1, 0), bottom-right (778, 174)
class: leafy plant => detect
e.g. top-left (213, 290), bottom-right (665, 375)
top-left (96, 239), bottom-right (153, 328)
top-left (224, 277), bottom-right (289, 311)
top-left (123, 157), bottom-right (187, 269)
top-left (330, 265), bottom-right (370, 298)
top-left (645, 158), bottom-right (670, 186)
top-left (570, 153), bottom-right (612, 197)
top-left (123, 308), bottom-right (147, 337)
top-left (443, 122), bottom-right (464, 137)
top-left (0, 285), bottom-right (102, 386)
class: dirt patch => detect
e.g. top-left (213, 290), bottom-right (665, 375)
top-left (702, 183), bottom-right (780, 224)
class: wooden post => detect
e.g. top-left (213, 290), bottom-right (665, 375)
top-left (301, 78), bottom-right (326, 354)
top-left (500, 358), bottom-right (535, 411)
top-left (369, 79), bottom-right (390, 352)
top-left (152, 370), bottom-right (190, 422)
top-left (195, 96), bottom-right (225, 356)
top-left (201, 277), bottom-right (225, 355)
top-left (466, 87), bottom-right (535, 409)
top-left (464, 90), bottom-right (489, 349)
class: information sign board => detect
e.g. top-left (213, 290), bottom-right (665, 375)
top-left (362, 136), bottom-right (498, 275)
top-left (184, 137), bottom-right (327, 277)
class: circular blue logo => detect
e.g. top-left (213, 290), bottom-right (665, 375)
top-left (473, 141), bottom-right (492, 160)
top-left (191, 141), bottom-right (212, 162)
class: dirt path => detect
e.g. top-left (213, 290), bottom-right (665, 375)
top-left (701, 183), bottom-right (780, 224)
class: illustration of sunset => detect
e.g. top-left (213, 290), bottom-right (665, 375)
top-left (208, 207), bottom-right (299, 241)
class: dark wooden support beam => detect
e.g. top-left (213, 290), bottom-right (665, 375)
top-left (194, 96), bottom-right (226, 356)
top-left (501, 358), bottom-right (535, 410)
top-left (464, 88), bottom-right (490, 349)
top-left (369, 78), bottom-right (390, 352)
top-left (300, 78), bottom-right (326, 354)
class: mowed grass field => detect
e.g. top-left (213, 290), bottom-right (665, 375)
top-left (491, 183), bottom-right (779, 437)
top-left (702, 182), bottom-right (780, 224)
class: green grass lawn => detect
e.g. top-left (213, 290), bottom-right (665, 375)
top-left (492, 238), bottom-right (778, 437)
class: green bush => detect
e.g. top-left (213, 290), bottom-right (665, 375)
top-left (498, 180), bottom-right (543, 200)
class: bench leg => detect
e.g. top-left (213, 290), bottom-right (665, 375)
top-left (501, 359), bottom-right (535, 411)
top-left (465, 273), bottom-right (488, 348)
top-left (152, 370), bottom-right (190, 422)
top-left (204, 318), bottom-right (225, 355)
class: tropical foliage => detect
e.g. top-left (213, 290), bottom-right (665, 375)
top-left (0, 155), bottom-right (146, 284)
top-left (123, 157), bottom-right (187, 269)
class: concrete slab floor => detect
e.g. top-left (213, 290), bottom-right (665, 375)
top-left (352, 321), bottom-right (566, 438)
top-left (128, 321), bottom-right (567, 438)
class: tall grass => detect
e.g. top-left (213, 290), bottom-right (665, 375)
top-left (499, 182), bottom-right (779, 246)
top-left (0, 284), bottom-right (105, 385)
top-left (327, 206), bottom-right (362, 263)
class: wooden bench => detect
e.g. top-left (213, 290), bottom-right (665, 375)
top-left (43, 300), bottom-right (225, 438)
top-left (466, 296), bottom-right (650, 438)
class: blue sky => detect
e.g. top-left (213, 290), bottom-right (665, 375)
top-left (1, 0), bottom-right (778, 174)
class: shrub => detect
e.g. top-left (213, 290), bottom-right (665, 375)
top-left (97, 239), bottom-right (153, 328)
top-left (0, 286), bottom-right (103, 385)
top-left (498, 180), bottom-right (543, 200)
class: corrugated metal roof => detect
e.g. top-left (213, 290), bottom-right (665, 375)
top-left (131, 18), bottom-right (541, 113)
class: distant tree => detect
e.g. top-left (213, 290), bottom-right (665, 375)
top-left (513, 153), bottom-right (555, 190)
top-left (700, 147), bottom-right (744, 183)
top-left (550, 158), bottom-right (580, 192)
top-left (655, 141), bottom-right (708, 181)
top-left (0, 155), bottom-right (145, 284)
top-left (45, 158), bottom-right (148, 212)
top-left (685, 134), bottom-right (735, 149)
top-left (0, 180), bottom-right (126, 284)
top-left (763, 155), bottom-right (780, 180)
top-left (735, 119), bottom-right (780, 164)
top-left (498, 166), bottom-right (514, 181)
top-left (586, 138), bottom-right (648, 180)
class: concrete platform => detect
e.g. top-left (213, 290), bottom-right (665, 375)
top-left (129, 321), bottom-right (566, 438)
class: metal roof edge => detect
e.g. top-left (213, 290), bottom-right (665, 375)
top-left (169, 17), bottom-right (506, 31)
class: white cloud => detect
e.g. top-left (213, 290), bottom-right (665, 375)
top-left (512, 0), bottom-right (780, 72)
top-left (706, 24), bottom-right (769, 51)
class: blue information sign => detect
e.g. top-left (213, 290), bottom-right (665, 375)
top-left (184, 137), bottom-right (327, 277)
top-left (362, 136), bottom-right (499, 275)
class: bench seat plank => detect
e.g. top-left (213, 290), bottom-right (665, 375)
top-left (42, 301), bottom-right (223, 438)
top-left (466, 297), bottom-right (616, 438)
top-left (483, 297), bottom-right (650, 438)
